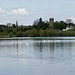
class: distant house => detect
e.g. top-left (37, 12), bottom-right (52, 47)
top-left (0, 25), bottom-right (8, 30)
top-left (63, 26), bottom-right (73, 31)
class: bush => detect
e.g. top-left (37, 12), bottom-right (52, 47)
top-left (16, 31), bottom-right (24, 37)
top-left (12, 28), bottom-right (17, 35)
top-left (39, 30), bottom-right (45, 37)
top-left (44, 28), bottom-right (55, 36)
top-left (7, 29), bottom-right (13, 33)
top-left (24, 29), bottom-right (38, 37)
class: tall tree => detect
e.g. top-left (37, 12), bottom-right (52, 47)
top-left (33, 18), bottom-right (48, 30)
top-left (66, 19), bottom-right (74, 26)
top-left (54, 21), bottom-right (66, 30)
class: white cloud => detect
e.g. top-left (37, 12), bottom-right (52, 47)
top-left (0, 8), bottom-right (5, 13)
top-left (0, 8), bottom-right (29, 16)
top-left (0, 8), bottom-right (29, 24)
top-left (10, 8), bottom-right (29, 15)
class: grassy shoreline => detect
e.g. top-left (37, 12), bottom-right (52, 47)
top-left (1, 31), bottom-right (75, 38)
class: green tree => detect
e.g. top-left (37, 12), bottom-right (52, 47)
top-left (39, 30), bottom-right (45, 37)
top-left (12, 24), bottom-right (16, 28)
top-left (16, 31), bottom-right (24, 37)
top-left (44, 28), bottom-right (54, 36)
top-left (7, 28), bottom-right (13, 33)
top-left (33, 18), bottom-right (48, 30)
top-left (12, 28), bottom-right (17, 35)
top-left (24, 29), bottom-right (38, 37)
top-left (54, 21), bottom-right (66, 30)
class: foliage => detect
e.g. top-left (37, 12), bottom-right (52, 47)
top-left (54, 21), bottom-right (66, 30)
top-left (61, 31), bottom-right (75, 36)
top-left (33, 18), bottom-right (49, 30)
top-left (12, 24), bottom-right (16, 28)
top-left (6, 28), bottom-right (13, 33)
top-left (12, 28), bottom-right (18, 35)
top-left (39, 30), bottom-right (45, 37)
top-left (44, 28), bottom-right (55, 36)
top-left (24, 29), bottom-right (38, 37)
top-left (16, 31), bottom-right (24, 37)
top-left (0, 17), bottom-right (75, 37)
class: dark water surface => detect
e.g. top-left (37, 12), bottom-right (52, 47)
top-left (0, 37), bottom-right (75, 75)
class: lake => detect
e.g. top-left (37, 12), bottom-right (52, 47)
top-left (0, 37), bottom-right (75, 75)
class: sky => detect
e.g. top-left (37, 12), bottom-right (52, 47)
top-left (0, 0), bottom-right (75, 25)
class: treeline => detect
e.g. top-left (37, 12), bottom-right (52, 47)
top-left (0, 18), bottom-right (75, 37)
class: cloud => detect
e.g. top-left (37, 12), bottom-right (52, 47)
top-left (0, 8), bottom-right (29, 24)
top-left (0, 8), bottom-right (5, 13)
top-left (0, 8), bottom-right (29, 16)
top-left (10, 8), bottom-right (29, 15)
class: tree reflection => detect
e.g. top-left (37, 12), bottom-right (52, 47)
top-left (0, 39), bottom-right (74, 62)
top-left (49, 42), bottom-right (55, 61)
top-left (33, 40), bottom-right (74, 62)
top-left (16, 39), bottom-right (19, 59)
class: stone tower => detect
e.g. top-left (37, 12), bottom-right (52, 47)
top-left (49, 18), bottom-right (54, 28)
top-left (16, 20), bottom-right (18, 27)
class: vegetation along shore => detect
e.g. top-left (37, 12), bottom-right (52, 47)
top-left (0, 18), bottom-right (75, 37)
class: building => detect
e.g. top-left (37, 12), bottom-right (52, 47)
top-left (49, 18), bottom-right (54, 28)
top-left (16, 20), bottom-right (18, 27)
top-left (63, 26), bottom-right (73, 31)
top-left (0, 25), bottom-right (8, 30)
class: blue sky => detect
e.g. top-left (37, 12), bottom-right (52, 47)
top-left (0, 0), bottom-right (75, 25)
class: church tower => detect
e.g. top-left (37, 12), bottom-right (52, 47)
top-left (16, 20), bottom-right (18, 27)
top-left (49, 18), bottom-right (54, 28)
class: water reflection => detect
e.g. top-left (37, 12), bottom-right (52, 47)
top-left (0, 38), bottom-right (75, 75)
top-left (33, 40), bottom-right (75, 63)
top-left (50, 42), bottom-right (55, 61)
top-left (0, 39), bottom-right (75, 62)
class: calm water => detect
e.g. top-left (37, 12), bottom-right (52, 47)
top-left (0, 37), bottom-right (75, 75)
